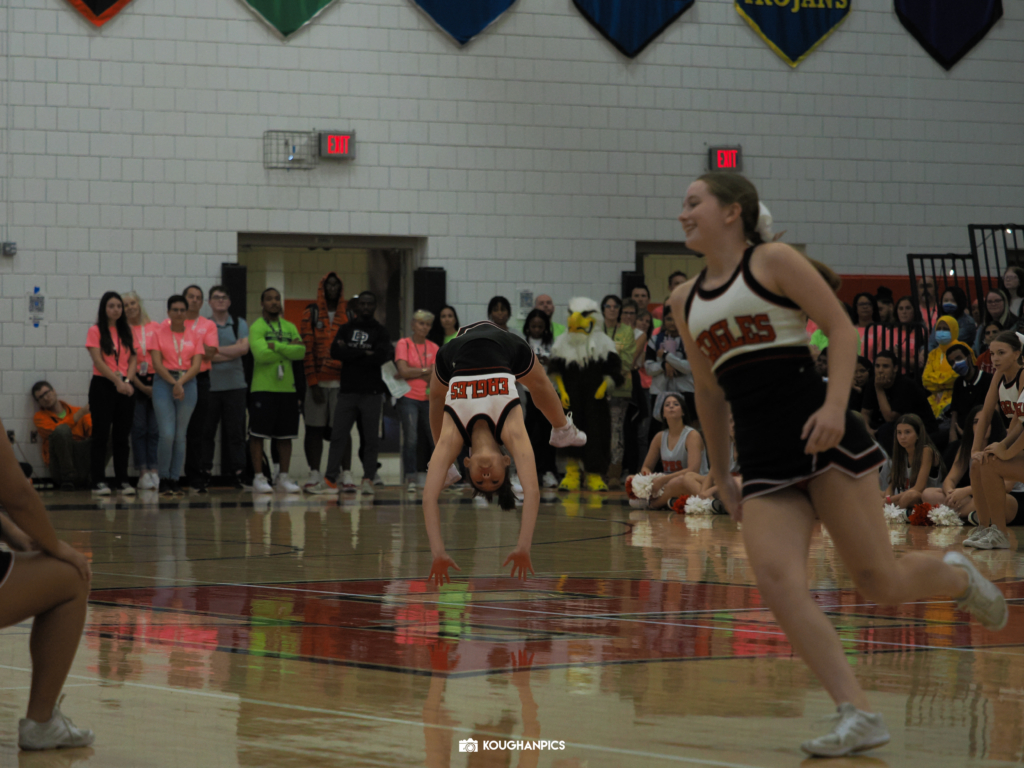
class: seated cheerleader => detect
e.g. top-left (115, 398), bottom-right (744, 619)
top-left (422, 321), bottom-right (586, 586)
top-left (922, 405), bottom-right (1021, 525)
top-left (882, 414), bottom-right (944, 509)
top-left (633, 392), bottom-right (709, 509)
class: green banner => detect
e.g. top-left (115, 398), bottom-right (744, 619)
top-left (240, 0), bottom-right (337, 39)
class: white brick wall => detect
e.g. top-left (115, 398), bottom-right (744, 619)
top-left (0, 0), bottom-right (1022, 470)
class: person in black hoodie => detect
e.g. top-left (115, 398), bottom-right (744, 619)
top-left (319, 292), bottom-right (393, 495)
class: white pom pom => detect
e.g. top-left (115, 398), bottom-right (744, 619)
top-left (927, 505), bottom-right (963, 527)
top-left (889, 528), bottom-right (907, 547)
top-left (756, 202), bottom-right (774, 243)
top-left (928, 528), bottom-right (962, 548)
top-left (684, 516), bottom-right (714, 531)
top-left (883, 503), bottom-right (907, 523)
top-left (684, 496), bottom-right (716, 516)
top-left (630, 473), bottom-right (665, 500)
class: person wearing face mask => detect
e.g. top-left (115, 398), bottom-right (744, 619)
top-left (946, 343), bottom-right (991, 442)
top-left (928, 286), bottom-right (975, 351)
top-left (922, 315), bottom-right (960, 419)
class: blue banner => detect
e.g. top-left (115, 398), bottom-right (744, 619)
top-left (573, 0), bottom-right (694, 59)
top-left (895, 0), bottom-right (1003, 71)
top-left (410, 0), bottom-right (517, 46)
top-left (736, 0), bottom-right (850, 68)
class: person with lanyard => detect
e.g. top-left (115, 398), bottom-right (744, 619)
top-left (422, 320), bottom-right (587, 586)
top-left (247, 287), bottom-right (307, 494)
top-left (124, 291), bottom-right (161, 492)
top-left (395, 310), bottom-right (440, 493)
top-left (205, 285), bottom-right (250, 490)
top-left (85, 291), bottom-right (137, 496)
top-left (672, 171), bottom-right (1005, 757)
top-left (150, 295), bottom-right (204, 496)
top-left (170, 285), bottom-right (220, 492)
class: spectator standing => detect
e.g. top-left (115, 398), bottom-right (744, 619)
top-left (668, 271), bottom-right (688, 292)
top-left (395, 310), bottom-right (439, 492)
top-left (521, 309), bottom-right (558, 488)
top-left (123, 292), bottom-right (161, 491)
top-left (600, 294), bottom-right (635, 489)
top-left (488, 296), bottom-right (523, 338)
top-left (205, 285), bottom-right (250, 489)
top-left (178, 286), bottom-right (219, 491)
top-left (631, 285), bottom-right (653, 322)
top-left (429, 305), bottom-right (461, 346)
top-left (247, 288), bottom-right (305, 494)
top-left (633, 309), bottom-right (654, 467)
top-left (1004, 266), bottom-right (1024, 316)
top-left (928, 286), bottom-right (975, 350)
top-left (31, 382), bottom-right (91, 491)
top-left (644, 305), bottom-right (694, 418)
top-left (85, 291), bottom-right (137, 496)
top-left (861, 350), bottom-right (938, 451)
top-left (312, 291), bottom-right (393, 496)
top-left (151, 295), bottom-right (204, 496)
top-left (922, 315), bottom-right (960, 418)
top-left (533, 295), bottom-right (565, 338)
top-left (300, 273), bottom-right (349, 490)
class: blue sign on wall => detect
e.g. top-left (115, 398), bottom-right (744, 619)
top-left (736, 0), bottom-right (850, 68)
top-left (573, 0), bottom-right (695, 59)
top-left (410, 0), bottom-right (518, 46)
top-left (895, 0), bottom-right (1003, 71)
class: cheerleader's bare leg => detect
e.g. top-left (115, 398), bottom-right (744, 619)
top-left (972, 455), bottom-right (1024, 534)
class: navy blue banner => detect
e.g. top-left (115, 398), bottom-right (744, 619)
top-left (411, 0), bottom-right (517, 46)
top-left (736, 0), bottom-right (850, 68)
top-left (895, 0), bottom-right (1003, 71)
top-left (573, 0), bottom-right (694, 59)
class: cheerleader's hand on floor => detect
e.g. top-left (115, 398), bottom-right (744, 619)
top-left (429, 553), bottom-right (461, 587)
top-left (503, 548), bottom-right (535, 581)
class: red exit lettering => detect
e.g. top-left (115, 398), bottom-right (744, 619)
top-left (327, 134), bottom-right (350, 155)
top-left (717, 149), bottom-right (738, 169)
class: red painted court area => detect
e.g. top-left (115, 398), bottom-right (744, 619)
top-left (85, 578), bottom-right (1024, 677)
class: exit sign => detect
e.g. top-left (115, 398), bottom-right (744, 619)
top-left (708, 146), bottom-right (742, 172)
top-left (319, 131), bottom-right (356, 160)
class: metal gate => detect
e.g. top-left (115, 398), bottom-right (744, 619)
top-left (906, 252), bottom-right (983, 333)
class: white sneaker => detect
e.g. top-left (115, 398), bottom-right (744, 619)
top-left (983, 526), bottom-right (1011, 550)
top-left (406, 480), bottom-right (417, 494)
top-left (541, 471), bottom-right (558, 489)
top-left (137, 473), bottom-right (155, 491)
top-left (276, 473), bottom-right (300, 493)
top-left (252, 473), bottom-right (273, 494)
top-left (91, 483), bottom-right (111, 496)
top-left (306, 479), bottom-right (339, 495)
top-left (473, 495), bottom-right (488, 507)
top-left (800, 703), bottom-right (889, 757)
top-left (945, 550), bottom-right (1008, 631)
top-left (549, 412), bottom-right (587, 448)
top-left (119, 482), bottom-right (136, 496)
top-left (372, 472), bottom-right (385, 486)
top-left (443, 463), bottom-right (462, 489)
top-left (511, 474), bottom-right (523, 494)
top-left (963, 526), bottom-right (989, 547)
top-left (360, 478), bottom-right (375, 495)
top-left (341, 471), bottom-right (357, 492)
top-left (303, 470), bottom-right (322, 490)
top-left (416, 471), bottom-right (428, 488)
top-left (19, 696), bottom-right (95, 751)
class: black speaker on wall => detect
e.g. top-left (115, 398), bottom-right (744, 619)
top-left (413, 267), bottom-right (446, 315)
top-left (222, 263), bottom-right (247, 319)
top-left (621, 271), bottom-right (646, 299)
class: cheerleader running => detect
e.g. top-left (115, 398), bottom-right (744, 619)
top-left (422, 321), bottom-right (586, 586)
top-left (671, 172), bottom-right (1007, 757)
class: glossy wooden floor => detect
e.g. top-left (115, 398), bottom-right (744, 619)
top-left (3, 487), bottom-right (1024, 767)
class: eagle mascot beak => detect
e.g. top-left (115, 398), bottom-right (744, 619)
top-left (567, 311), bottom-right (594, 335)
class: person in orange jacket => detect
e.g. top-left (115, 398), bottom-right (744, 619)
top-left (31, 381), bottom-right (92, 491)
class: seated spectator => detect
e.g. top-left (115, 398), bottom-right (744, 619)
top-left (861, 350), bottom-right (938, 451)
top-left (521, 309), bottom-right (558, 488)
top-left (946, 343), bottom-right (991, 442)
top-left (395, 310), bottom-right (439, 493)
top-left (631, 392), bottom-right (707, 509)
top-left (644, 306), bottom-right (694, 418)
top-left (1004, 266), bottom-right (1024, 316)
top-left (923, 405), bottom-right (1019, 523)
top-left (922, 315), bottom-right (960, 417)
top-left (428, 305), bottom-right (461, 346)
top-left (124, 291), bottom-right (161, 492)
top-left (928, 286), bottom-right (975, 350)
top-left (0, 431), bottom-right (94, 751)
top-left (849, 356), bottom-right (872, 412)
top-left (533, 295), bottom-right (565, 338)
top-left (487, 296), bottom-right (522, 338)
top-left (876, 288), bottom-right (895, 326)
top-left (893, 295), bottom-right (927, 371)
top-left (915, 275), bottom-right (939, 330)
top-left (852, 292), bottom-right (879, 329)
top-left (31, 382), bottom-right (92, 491)
top-left (882, 414), bottom-right (943, 509)
top-left (976, 290), bottom-right (1018, 352)
top-left (975, 320), bottom-right (1002, 374)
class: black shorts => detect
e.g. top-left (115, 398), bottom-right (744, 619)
top-left (249, 391), bottom-right (300, 440)
top-left (0, 550), bottom-right (12, 591)
top-left (717, 349), bottom-right (886, 501)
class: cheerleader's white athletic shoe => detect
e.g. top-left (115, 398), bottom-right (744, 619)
top-left (800, 703), bottom-right (889, 757)
top-left (550, 413), bottom-right (587, 448)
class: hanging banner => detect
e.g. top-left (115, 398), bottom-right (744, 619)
top-left (239, 0), bottom-right (338, 39)
top-left (64, 0), bottom-right (136, 27)
top-left (895, 0), bottom-right (1002, 71)
top-left (736, 0), bottom-right (850, 68)
top-left (410, 0), bottom-right (517, 46)
top-left (573, 0), bottom-right (694, 59)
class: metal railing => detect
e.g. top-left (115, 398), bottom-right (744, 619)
top-left (859, 323), bottom-right (927, 373)
top-left (969, 224), bottom-right (1024, 289)
top-left (906, 253), bottom-right (982, 333)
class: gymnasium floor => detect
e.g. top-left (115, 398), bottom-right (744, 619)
top-left (3, 488), bottom-right (1024, 767)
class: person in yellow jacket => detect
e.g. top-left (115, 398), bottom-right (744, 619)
top-left (922, 314), bottom-right (960, 417)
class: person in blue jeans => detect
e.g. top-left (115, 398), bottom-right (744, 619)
top-left (150, 295), bottom-right (204, 496)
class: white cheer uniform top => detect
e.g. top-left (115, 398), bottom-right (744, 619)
top-left (998, 368), bottom-right (1024, 423)
top-left (444, 372), bottom-right (520, 445)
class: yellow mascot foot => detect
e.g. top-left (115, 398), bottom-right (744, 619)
top-left (586, 473), bottom-right (609, 492)
top-left (559, 465), bottom-right (581, 491)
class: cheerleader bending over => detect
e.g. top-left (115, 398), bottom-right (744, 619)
top-left (423, 321), bottom-right (585, 586)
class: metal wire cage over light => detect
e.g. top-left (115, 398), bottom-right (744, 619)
top-left (263, 130), bottom-right (319, 170)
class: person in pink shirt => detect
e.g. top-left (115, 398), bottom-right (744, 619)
top-left (124, 292), bottom-right (161, 491)
top-left (395, 310), bottom-right (439, 493)
top-left (85, 292), bottom-right (137, 496)
top-left (151, 295), bottom-right (204, 496)
top-left (180, 286), bottom-right (219, 491)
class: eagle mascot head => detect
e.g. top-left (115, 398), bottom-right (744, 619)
top-left (550, 297), bottom-right (618, 365)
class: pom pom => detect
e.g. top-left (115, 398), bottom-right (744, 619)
top-left (684, 496), bottom-right (716, 516)
top-left (908, 502), bottom-right (934, 526)
top-left (671, 495), bottom-right (690, 513)
top-left (927, 504), bottom-right (963, 527)
top-left (889, 528), bottom-right (907, 547)
top-left (883, 503), bottom-right (907, 523)
top-left (684, 516), bottom-right (714, 532)
top-left (625, 475), bottom-right (636, 500)
top-left (928, 528), bottom-right (962, 548)
top-left (630, 473), bottom-right (664, 500)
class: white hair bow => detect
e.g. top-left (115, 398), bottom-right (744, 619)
top-left (757, 202), bottom-right (774, 243)
top-left (1016, 331), bottom-right (1024, 349)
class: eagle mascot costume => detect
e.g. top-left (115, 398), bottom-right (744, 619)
top-left (548, 297), bottom-right (624, 491)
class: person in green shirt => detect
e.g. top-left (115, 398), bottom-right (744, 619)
top-left (534, 294), bottom-right (567, 337)
top-left (248, 287), bottom-right (306, 494)
top-left (429, 305), bottom-right (461, 346)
